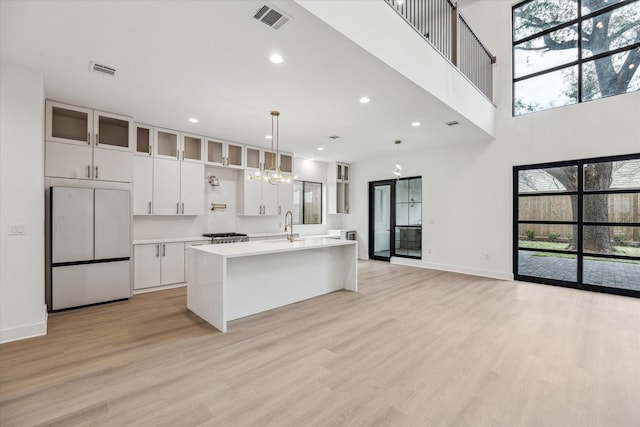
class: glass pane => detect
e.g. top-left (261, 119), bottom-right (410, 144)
top-left (584, 193), bottom-right (640, 222)
top-left (396, 202), bottom-right (409, 226)
top-left (246, 147), bottom-right (260, 169)
top-left (395, 226), bottom-right (421, 257)
top-left (157, 131), bottom-right (178, 157)
top-left (514, 25), bottom-right (578, 78)
top-left (583, 257), bottom-right (640, 291)
top-left (409, 203), bottom-right (422, 226)
top-left (582, 49), bottom-right (640, 101)
top-left (51, 107), bottom-right (88, 141)
top-left (303, 182), bottom-right (322, 225)
top-left (514, 66), bottom-right (578, 115)
top-left (98, 116), bottom-right (129, 148)
top-left (513, 0), bottom-right (577, 41)
top-left (582, 0), bottom-right (625, 15)
top-left (207, 140), bottom-right (224, 163)
top-left (293, 181), bottom-right (303, 225)
top-left (396, 179), bottom-right (409, 202)
top-left (373, 184), bottom-right (391, 258)
top-left (518, 224), bottom-right (577, 251)
top-left (518, 249), bottom-right (577, 281)
top-left (183, 136), bottom-right (202, 161)
top-left (583, 225), bottom-right (640, 256)
top-left (584, 159), bottom-right (640, 191)
top-left (136, 127), bottom-right (150, 153)
top-left (227, 144), bottom-right (243, 166)
top-left (519, 195), bottom-right (576, 221)
top-left (582, 3), bottom-right (640, 58)
top-left (518, 166), bottom-right (578, 193)
top-left (409, 178), bottom-right (421, 202)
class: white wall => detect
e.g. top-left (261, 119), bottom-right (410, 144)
top-left (346, 1), bottom-right (640, 279)
top-left (0, 62), bottom-right (47, 343)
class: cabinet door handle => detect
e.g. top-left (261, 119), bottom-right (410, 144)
top-left (176, 203), bottom-right (180, 214)
top-left (163, 243), bottom-right (166, 257)
top-left (182, 150), bottom-right (185, 161)
top-left (156, 244), bottom-right (159, 257)
top-left (148, 201), bottom-right (152, 214)
top-left (278, 206), bottom-right (281, 215)
top-left (181, 203), bottom-right (184, 214)
top-left (95, 133), bottom-right (99, 145)
top-left (176, 149), bottom-right (179, 159)
top-left (148, 145), bottom-right (152, 156)
top-left (87, 165), bottom-right (91, 178)
top-left (95, 166), bottom-right (98, 179)
top-left (87, 132), bottom-right (90, 144)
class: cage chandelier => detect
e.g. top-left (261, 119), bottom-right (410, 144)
top-left (249, 110), bottom-right (293, 185)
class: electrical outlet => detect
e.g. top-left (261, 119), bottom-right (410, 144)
top-left (9, 224), bottom-right (25, 235)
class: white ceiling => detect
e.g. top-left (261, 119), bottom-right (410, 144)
top-left (1, 0), bottom-right (491, 163)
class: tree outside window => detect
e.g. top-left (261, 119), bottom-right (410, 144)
top-left (513, 0), bottom-right (640, 116)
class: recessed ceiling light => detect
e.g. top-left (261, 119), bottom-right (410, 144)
top-left (411, 121), bottom-right (421, 127)
top-left (317, 147), bottom-right (324, 151)
top-left (359, 96), bottom-right (370, 104)
top-left (265, 135), bottom-right (272, 139)
top-left (188, 118), bottom-right (199, 123)
top-left (270, 54), bottom-right (283, 64)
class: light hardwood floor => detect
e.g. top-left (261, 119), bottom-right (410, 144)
top-left (1, 260), bottom-right (639, 426)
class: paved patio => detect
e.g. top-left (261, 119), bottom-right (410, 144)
top-left (518, 250), bottom-right (640, 292)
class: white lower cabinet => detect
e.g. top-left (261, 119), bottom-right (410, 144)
top-left (134, 242), bottom-right (185, 289)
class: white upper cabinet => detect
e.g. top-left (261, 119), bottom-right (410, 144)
top-left (328, 162), bottom-right (351, 214)
top-left (93, 111), bottom-right (133, 152)
top-left (134, 124), bottom-right (153, 156)
top-left (154, 128), bottom-right (180, 160)
top-left (245, 146), bottom-right (262, 170)
top-left (279, 153), bottom-right (293, 174)
top-left (46, 100), bottom-right (133, 151)
top-left (180, 162), bottom-right (205, 215)
top-left (46, 101), bottom-right (93, 146)
top-left (205, 138), bottom-right (244, 169)
top-left (181, 133), bottom-right (204, 163)
top-left (133, 156), bottom-right (153, 215)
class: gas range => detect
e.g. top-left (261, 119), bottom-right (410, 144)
top-left (202, 232), bottom-right (249, 244)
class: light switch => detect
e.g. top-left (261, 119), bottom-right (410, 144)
top-left (9, 224), bottom-right (25, 235)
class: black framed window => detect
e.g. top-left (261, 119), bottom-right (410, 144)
top-left (514, 153), bottom-right (640, 298)
top-left (512, 0), bottom-right (640, 116)
top-left (293, 180), bottom-right (322, 225)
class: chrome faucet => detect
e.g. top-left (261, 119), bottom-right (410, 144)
top-left (284, 210), bottom-right (294, 242)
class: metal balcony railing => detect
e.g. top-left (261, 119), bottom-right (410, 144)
top-left (385, 0), bottom-right (496, 101)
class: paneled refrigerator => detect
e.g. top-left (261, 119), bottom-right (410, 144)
top-left (49, 187), bottom-right (131, 310)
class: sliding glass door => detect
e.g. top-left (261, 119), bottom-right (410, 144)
top-left (514, 154), bottom-right (640, 298)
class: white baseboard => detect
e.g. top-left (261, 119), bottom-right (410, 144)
top-left (0, 304), bottom-right (48, 344)
top-left (133, 282), bottom-right (187, 295)
top-left (390, 257), bottom-right (514, 281)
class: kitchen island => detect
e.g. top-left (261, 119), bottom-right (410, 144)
top-left (186, 237), bottom-right (357, 332)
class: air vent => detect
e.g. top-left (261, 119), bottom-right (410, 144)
top-left (89, 61), bottom-right (116, 76)
top-left (445, 120), bottom-right (460, 126)
top-left (328, 135), bottom-right (341, 140)
top-left (252, 3), bottom-right (290, 30)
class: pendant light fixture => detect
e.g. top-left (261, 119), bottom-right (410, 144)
top-left (394, 140), bottom-right (402, 178)
top-left (249, 110), bottom-right (293, 185)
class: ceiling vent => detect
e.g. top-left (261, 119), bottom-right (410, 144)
top-left (328, 135), bottom-right (341, 140)
top-left (445, 120), bottom-right (460, 126)
top-left (252, 3), bottom-right (290, 30)
top-left (89, 61), bottom-right (116, 77)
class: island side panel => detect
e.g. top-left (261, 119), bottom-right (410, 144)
top-left (342, 242), bottom-right (358, 292)
top-left (186, 248), bottom-right (227, 332)
top-left (225, 245), bottom-right (352, 322)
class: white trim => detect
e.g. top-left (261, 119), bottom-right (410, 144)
top-left (0, 304), bottom-right (48, 344)
top-left (391, 257), bottom-right (514, 281)
top-left (133, 282), bottom-right (186, 295)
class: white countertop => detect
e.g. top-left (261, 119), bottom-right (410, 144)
top-left (189, 237), bottom-right (356, 258)
top-left (133, 236), bottom-right (210, 245)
